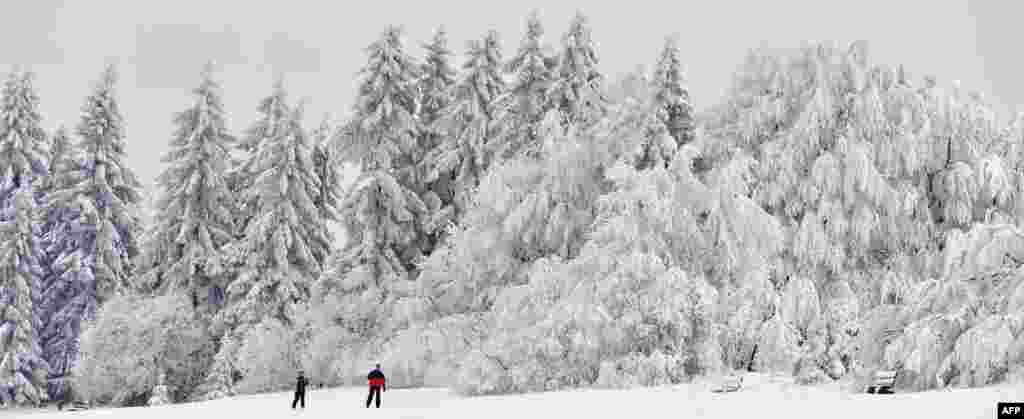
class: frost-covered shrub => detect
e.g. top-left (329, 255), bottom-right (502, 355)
top-left (234, 318), bottom-right (306, 394)
top-left (719, 266), bottom-right (778, 370)
top-left (883, 312), bottom-right (970, 391)
top-left (73, 294), bottom-right (206, 405)
top-left (936, 314), bottom-right (1022, 388)
top-left (148, 374), bottom-right (171, 406)
top-left (794, 355), bottom-right (831, 385)
top-left (595, 351), bottom-right (687, 389)
top-left (852, 304), bottom-right (911, 371)
top-left (754, 313), bottom-right (802, 374)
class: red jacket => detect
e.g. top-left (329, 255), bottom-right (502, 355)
top-left (367, 369), bottom-right (386, 388)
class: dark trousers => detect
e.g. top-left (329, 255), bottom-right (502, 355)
top-left (292, 390), bottom-right (306, 409)
top-left (366, 386), bottom-right (382, 408)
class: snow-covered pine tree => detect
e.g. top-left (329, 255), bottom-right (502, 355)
top-left (416, 26), bottom-right (458, 249)
top-left (650, 35), bottom-right (695, 148)
top-left (0, 186), bottom-right (50, 406)
top-left (74, 64), bottom-right (143, 293)
top-left (221, 91), bottom-right (330, 328)
top-left (39, 65), bottom-right (143, 397)
top-left (36, 127), bottom-right (71, 362)
top-left (137, 63), bottom-right (236, 318)
top-left (192, 332), bottom-right (239, 401)
top-left (319, 25), bottom-right (427, 355)
top-left (0, 69), bottom-right (48, 206)
top-left (425, 30), bottom-right (505, 218)
top-left (311, 114), bottom-right (340, 223)
top-left (0, 69), bottom-right (53, 404)
top-left (228, 78), bottom-right (291, 238)
top-left (43, 127), bottom-right (71, 188)
top-left (491, 11), bottom-right (555, 161)
top-left (36, 126), bottom-right (85, 399)
top-left (547, 12), bottom-right (608, 132)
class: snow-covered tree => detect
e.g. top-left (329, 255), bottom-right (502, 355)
top-left (0, 70), bottom-right (48, 203)
top-left (137, 64), bottom-right (236, 318)
top-left (491, 11), bottom-right (555, 160)
top-left (650, 35), bottom-right (695, 148)
top-left (72, 294), bottom-right (206, 405)
top-left (36, 128), bottom-right (87, 398)
top-left (221, 92), bottom-right (331, 329)
top-left (191, 333), bottom-right (239, 401)
top-left (603, 71), bottom-right (677, 170)
top-left (0, 186), bottom-right (50, 406)
top-left (325, 25), bottom-right (426, 311)
top-left (453, 162), bottom-right (719, 395)
top-left (228, 78), bottom-right (291, 235)
top-left (234, 317), bottom-right (306, 394)
top-left (310, 114), bottom-right (340, 223)
top-left (424, 30), bottom-right (506, 218)
top-left (547, 12), bottom-right (608, 131)
top-left (415, 26), bottom-right (458, 248)
top-left (416, 26), bottom-right (458, 158)
top-left (43, 127), bottom-right (71, 189)
top-left (40, 65), bottom-right (143, 397)
top-left (72, 64), bottom-right (143, 294)
top-left (312, 27), bottom-right (430, 380)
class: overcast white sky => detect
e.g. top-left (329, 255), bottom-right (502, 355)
top-left (2, 0), bottom-right (1021, 191)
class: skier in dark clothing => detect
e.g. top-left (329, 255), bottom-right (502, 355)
top-left (292, 371), bottom-right (309, 409)
top-left (366, 364), bottom-right (386, 408)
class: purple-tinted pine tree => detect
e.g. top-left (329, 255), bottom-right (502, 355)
top-left (0, 186), bottom-right (50, 406)
top-left (39, 65), bottom-right (142, 400)
top-left (0, 69), bottom-right (50, 406)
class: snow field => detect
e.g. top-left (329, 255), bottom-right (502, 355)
top-left (11, 373), bottom-right (1024, 419)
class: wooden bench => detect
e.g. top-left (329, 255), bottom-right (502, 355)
top-left (711, 375), bottom-right (744, 393)
top-left (866, 370), bottom-right (897, 394)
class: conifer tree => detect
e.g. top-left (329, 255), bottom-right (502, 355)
top-left (221, 89), bottom-right (330, 327)
top-left (0, 70), bottom-right (50, 404)
top-left (137, 63), bottom-right (236, 316)
top-left (228, 79), bottom-right (291, 236)
top-left (417, 26), bottom-right (458, 160)
top-left (36, 127), bottom-right (85, 394)
top-left (425, 30), bottom-right (505, 219)
top-left (323, 25), bottom-right (426, 343)
top-left (74, 64), bottom-right (143, 295)
top-left (0, 185), bottom-right (50, 406)
top-left (416, 26), bottom-right (458, 248)
top-left (492, 11), bottom-right (555, 160)
top-left (40, 66), bottom-right (143, 393)
top-left (44, 127), bottom-right (71, 185)
top-left (547, 12), bottom-right (608, 131)
top-left (651, 35), bottom-right (695, 148)
top-left (0, 70), bottom-right (48, 205)
top-left (311, 114), bottom-right (340, 223)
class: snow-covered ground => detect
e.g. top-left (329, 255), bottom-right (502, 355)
top-left (5, 373), bottom-right (1022, 419)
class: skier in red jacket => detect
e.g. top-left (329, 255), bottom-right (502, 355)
top-left (366, 364), bottom-right (386, 408)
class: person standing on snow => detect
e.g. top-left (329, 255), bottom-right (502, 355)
top-left (366, 364), bottom-right (386, 408)
top-left (292, 370), bottom-right (309, 409)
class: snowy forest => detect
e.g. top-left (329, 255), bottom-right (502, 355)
top-left (2, 10), bottom-right (1024, 408)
